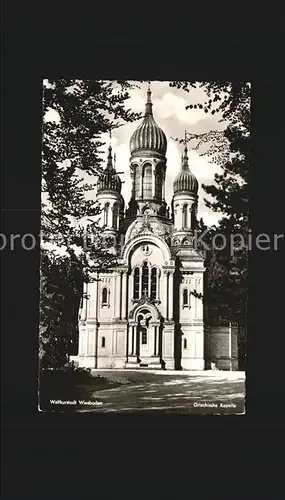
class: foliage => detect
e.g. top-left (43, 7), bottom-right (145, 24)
top-left (40, 80), bottom-right (141, 369)
top-left (170, 81), bottom-right (250, 365)
top-left (39, 362), bottom-right (119, 411)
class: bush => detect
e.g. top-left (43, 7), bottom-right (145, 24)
top-left (38, 362), bottom-right (123, 411)
top-left (39, 362), bottom-right (101, 411)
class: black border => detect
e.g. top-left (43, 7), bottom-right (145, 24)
top-left (3, 6), bottom-right (285, 493)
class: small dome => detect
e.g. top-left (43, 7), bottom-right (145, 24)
top-left (97, 146), bottom-right (122, 194)
top-left (129, 86), bottom-right (167, 156)
top-left (173, 146), bottom-right (198, 194)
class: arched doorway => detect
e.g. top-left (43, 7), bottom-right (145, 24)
top-left (137, 310), bottom-right (153, 359)
top-left (127, 302), bottom-right (162, 368)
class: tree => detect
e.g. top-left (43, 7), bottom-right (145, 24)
top-left (40, 80), bottom-right (141, 368)
top-left (170, 81), bottom-right (250, 367)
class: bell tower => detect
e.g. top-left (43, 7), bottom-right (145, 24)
top-left (96, 134), bottom-right (124, 248)
top-left (126, 83), bottom-right (168, 218)
top-left (171, 133), bottom-right (199, 246)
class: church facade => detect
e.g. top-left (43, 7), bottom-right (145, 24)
top-left (71, 85), bottom-right (238, 371)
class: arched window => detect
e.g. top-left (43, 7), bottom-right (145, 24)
top-left (104, 203), bottom-right (110, 226)
top-left (191, 204), bottom-right (196, 228)
top-left (155, 167), bottom-right (162, 199)
top-left (102, 287), bottom-right (108, 305)
top-left (142, 163), bottom-right (152, 198)
top-left (101, 337), bottom-right (106, 348)
top-left (183, 289), bottom-right (188, 306)
top-left (133, 165), bottom-right (140, 198)
top-left (112, 203), bottom-right (119, 230)
top-left (184, 338), bottom-right (187, 349)
top-left (141, 262), bottom-right (149, 297)
top-left (141, 327), bottom-right (147, 345)
top-left (151, 267), bottom-right (157, 299)
top-left (133, 267), bottom-right (140, 300)
top-left (182, 204), bottom-right (188, 228)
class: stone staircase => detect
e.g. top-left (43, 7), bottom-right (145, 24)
top-left (125, 357), bottom-right (163, 370)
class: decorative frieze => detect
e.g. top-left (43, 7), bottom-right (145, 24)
top-left (101, 277), bottom-right (112, 284)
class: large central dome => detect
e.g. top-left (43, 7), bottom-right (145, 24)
top-left (129, 85), bottom-right (167, 156)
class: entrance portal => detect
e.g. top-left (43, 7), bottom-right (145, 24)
top-left (127, 303), bottom-right (162, 369)
top-left (135, 309), bottom-right (160, 364)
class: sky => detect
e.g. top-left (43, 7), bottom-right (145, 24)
top-left (98, 81), bottom-right (225, 226)
top-left (43, 80), bottom-right (227, 227)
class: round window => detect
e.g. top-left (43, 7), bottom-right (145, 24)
top-left (141, 245), bottom-right (152, 256)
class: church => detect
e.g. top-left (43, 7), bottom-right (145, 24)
top-left (71, 84), bottom-right (238, 371)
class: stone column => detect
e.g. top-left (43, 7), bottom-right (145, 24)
top-left (135, 326), bottom-right (139, 356)
top-left (140, 166), bottom-right (143, 198)
top-left (163, 271), bottom-right (168, 319)
top-left (156, 326), bottom-right (160, 355)
top-left (139, 266), bottom-right (143, 298)
top-left (129, 272), bottom-right (134, 305)
top-left (115, 273), bottom-right (121, 319)
top-left (127, 326), bottom-right (132, 356)
top-left (130, 171), bottom-right (135, 198)
top-left (82, 282), bottom-right (88, 320)
top-left (168, 271), bottom-right (174, 320)
top-left (162, 176), bottom-right (165, 200)
top-left (188, 205), bottom-right (192, 229)
top-left (179, 207), bottom-right (183, 229)
top-left (157, 271), bottom-right (161, 300)
top-left (148, 326), bottom-right (154, 356)
top-left (112, 273), bottom-right (116, 318)
top-left (88, 280), bottom-right (97, 319)
top-left (131, 326), bottom-right (135, 355)
top-left (154, 326), bottom-right (157, 355)
top-left (197, 278), bottom-right (203, 318)
top-left (121, 271), bottom-right (127, 320)
top-left (152, 164), bottom-right (155, 197)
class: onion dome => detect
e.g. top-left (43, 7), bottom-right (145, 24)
top-left (97, 145), bottom-right (122, 194)
top-left (173, 142), bottom-right (198, 194)
top-left (129, 83), bottom-right (167, 156)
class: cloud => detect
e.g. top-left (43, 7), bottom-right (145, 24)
top-left (42, 80), bottom-right (224, 228)
top-left (112, 82), bottom-right (223, 226)
top-left (153, 92), bottom-right (206, 125)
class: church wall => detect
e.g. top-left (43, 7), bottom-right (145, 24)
top-left (96, 323), bottom-right (116, 369)
top-left (96, 192), bottom-right (122, 229)
top-left (97, 275), bottom-right (116, 321)
top-left (129, 243), bottom-right (163, 268)
top-left (71, 324), bottom-right (98, 368)
top-left (205, 326), bottom-right (239, 370)
top-left (87, 281), bottom-right (97, 319)
top-left (180, 325), bottom-right (205, 370)
top-left (179, 271), bottom-right (204, 322)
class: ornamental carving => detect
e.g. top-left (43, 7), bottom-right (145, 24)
top-left (138, 221), bottom-right (154, 234)
top-left (129, 296), bottom-right (161, 320)
top-left (141, 244), bottom-right (152, 256)
top-left (101, 277), bottom-right (112, 283)
top-left (182, 277), bottom-right (192, 284)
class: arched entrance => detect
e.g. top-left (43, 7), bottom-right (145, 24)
top-left (136, 309), bottom-right (159, 360)
top-left (127, 301), bottom-right (162, 368)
